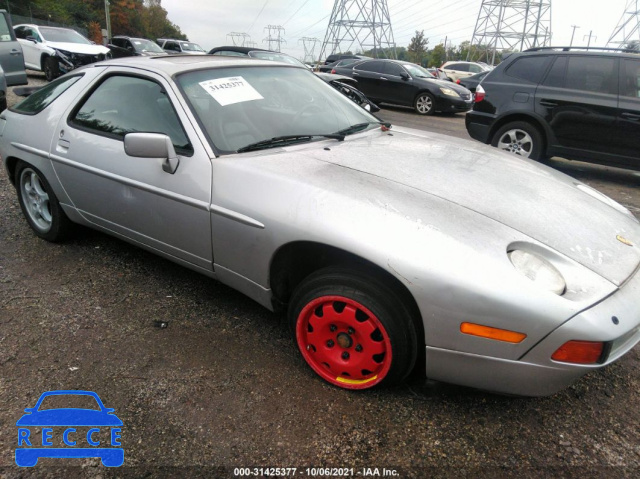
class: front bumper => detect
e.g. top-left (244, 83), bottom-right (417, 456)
top-left (437, 95), bottom-right (473, 113)
top-left (55, 51), bottom-right (109, 74)
top-left (425, 265), bottom-right (640, 396)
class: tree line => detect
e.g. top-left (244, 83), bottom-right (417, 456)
top-left (6, 0), bottom-right (187, 43)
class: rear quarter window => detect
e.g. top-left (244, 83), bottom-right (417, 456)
top-left (11, 75), bottom-right (82, 115)
top-left (505, 56), bottom-right (550, 84)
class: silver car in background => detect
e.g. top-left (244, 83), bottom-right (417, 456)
top-left (1, 56), bottom-right (639, 396)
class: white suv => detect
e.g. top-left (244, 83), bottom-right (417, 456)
top-left (14, 24), bottom-right (110, 81)
top-left (440, 61), bottom-right (491, 82)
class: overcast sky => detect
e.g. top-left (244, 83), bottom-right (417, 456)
top-left (161, 0), bottom-right (634, 60)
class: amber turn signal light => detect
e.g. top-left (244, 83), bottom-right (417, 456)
top-left (551, 340), bottom-right (605, 364)
top-left (460, 322), bottom-right (527, 343)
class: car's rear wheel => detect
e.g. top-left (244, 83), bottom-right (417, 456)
top-left (15, 161), bottom-right (72, 242)
top-left (289, 268), bottom-right (418, 390)
top-left (43, 56), bottom-right (60, 82)
top-left (414, 92), bottom-right (435, 115)
top-left (491, 121), bottom-right (543, 161)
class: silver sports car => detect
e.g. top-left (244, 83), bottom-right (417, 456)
top-left (1, 56), bottom-right (639, 396)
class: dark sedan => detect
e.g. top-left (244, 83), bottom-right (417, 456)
top-left (457, 70), bottom-right (489, 94)
top-left (107, 36), bottom-right (168, 58)
top-left (335, 59), bottom-right (473, 115)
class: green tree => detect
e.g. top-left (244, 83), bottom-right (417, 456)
top-left (428, 43), bottom-right (446, 67)
top-left (407, 30), bottom-right (428, 65)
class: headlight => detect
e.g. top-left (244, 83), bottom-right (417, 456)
top-left (508, 250), bottom-right (566, 295)
top-left (439, 87), bottom-right (460, 98)
top-left (55, 49), bottom-right (71, 60)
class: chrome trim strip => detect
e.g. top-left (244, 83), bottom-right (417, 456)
top-left (208, 204), bottom-right (265, 229)
top-left (12, 142), bottom-right (49, 159)
top-left (49, 153), bottom-right (210, 211)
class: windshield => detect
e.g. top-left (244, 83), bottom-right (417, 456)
top-left (132, 38), bottom-right (164, 53)
top-left (400, 63), bottom-right (433, 78)
top-left (181, 42), bottom-right (205, 52)
top-left (39, 27), bottom-right (91, 44)
top-left (250, 51), bottom-right (307, 68)
top-left (177, 66), bottom-right (379, 153)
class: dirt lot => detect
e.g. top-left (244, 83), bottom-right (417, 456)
top-left (1, 73), bottom-right (639, 478)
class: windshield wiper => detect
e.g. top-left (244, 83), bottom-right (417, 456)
top-left (335, 121), bottom-right (392, 136)
top-left (237, 134), bottom-right (344, 153)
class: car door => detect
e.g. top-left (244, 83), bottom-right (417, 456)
top-left (613, 58), bottom-right (640, 166)
top-left (51, 70), bottom-right (213, 269)
top-left (381, 62), bottom-right (413, 106)
top-left (535, 55), bottom-right (618, 158)
top-left (443, 63), bottom-right (469, 82)
top-left (0, 14), bottom-right (27, 86)
top-left (351, 60), bottom-right (386, 101)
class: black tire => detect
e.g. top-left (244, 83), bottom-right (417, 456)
top-left (414, 92), bottom-right (435, 115)
top-left (15, 161), bottom-right (73, 242)
top-left (288, 267), bottom-right (418, 390)
top-left (43, 56), bottom-right (60, 82)
top-left (491, 121), bottom-right (544, 161)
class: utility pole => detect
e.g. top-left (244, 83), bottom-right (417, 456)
top-left (569, 25), bottom-right (580, 46)
top-left (606, 0), bottom-right (640, 48)
top-left (318, 0), bottom-right (397, 62)
top-left (468, 0), bottom-right (552, 62)
top-left (299, 37), bottom-right (320, 63)
top-left (263, 25), bottom-right (286, 52)
top-left (104, 0), bottom-right (111, 40)
top-left (584, 31), bottom-right (596, 48)
top-left (227, 32), bottom-right (251, 46)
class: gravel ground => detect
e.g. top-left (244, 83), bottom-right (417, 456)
top-left (1, 72), bottom-right (639, 478)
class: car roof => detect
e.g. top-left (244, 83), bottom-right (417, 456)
top-left (86, 54), bottom-right (304, 76)
top-left (513, 47), bottom-right (640, 60)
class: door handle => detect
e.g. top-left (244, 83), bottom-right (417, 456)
top-left (352, 72), bottom-right (359, 76)
top-left (539, 100), bottom-right (558, 107)
top-left (10, 49), bottom-right (22, 56)
top-left (621, 112), bottom-right (640, 121)
top-left (56, 139), bottom-right (70, 153)
top-left (380, 77), bottom-right (388, 81)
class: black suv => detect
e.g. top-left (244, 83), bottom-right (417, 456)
top-left (465, 47), bottom-right (640, 170)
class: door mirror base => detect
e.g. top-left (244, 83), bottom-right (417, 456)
top-left (124, 133), bottom-right (180, 174)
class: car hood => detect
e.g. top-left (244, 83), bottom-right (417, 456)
top-left (419, 77), bottom-right (470, 93)
top-left (293, 127), bottom-right (640, 285)
top-left (16, 409), bottom-right (123, 426)
top-left (47, 42), bottom-right (110, 55)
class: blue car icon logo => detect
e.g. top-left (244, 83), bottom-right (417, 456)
top-left (16, 390), bottom-right (123, 467)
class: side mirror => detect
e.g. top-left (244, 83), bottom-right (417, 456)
top-left (400, 73), bottom-right (410, 81)
top-left (26, 36), bottom-right (38, 43)
top-left (124, 133), bottom-right (180, 174)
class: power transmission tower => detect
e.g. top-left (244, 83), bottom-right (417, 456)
top-left (263, 25), bottom-right (286, 52)
top-left (606, 0), bottom-right (640, 48)
top-left (299, 37), bottom-right (320, 63)
top-left (467, 0), bottom-right (552, 65)
top-left (226, 32), bottom-right (251, 46)
top-left (318, 0), bottom-right (397, 62)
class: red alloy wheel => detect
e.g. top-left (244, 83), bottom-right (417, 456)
top-left (296, 295), bottom-right (393, 389)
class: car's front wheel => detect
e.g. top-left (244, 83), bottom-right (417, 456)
top-left (43, 56), bottom-right (60, 82)
top-left (414, 92), bottom-right (435, 115)
top-left (15, 161), bottom-right (73, 242)
top-left (289, 268), bottom-right (418, 390)
top-left (491, 121), bottom-right (543, 161)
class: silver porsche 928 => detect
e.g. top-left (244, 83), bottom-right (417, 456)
top-left (1, 55), bottom-right (639, 396)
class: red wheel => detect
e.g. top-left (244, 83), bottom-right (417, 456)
top-left (289, 268), bottom-right (418, 390)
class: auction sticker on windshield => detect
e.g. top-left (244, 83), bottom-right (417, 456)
top-left (199, 77), bottom-right (264, 106)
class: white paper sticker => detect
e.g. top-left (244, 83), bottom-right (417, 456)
top-left (199, 76), bottom-right (264, 106)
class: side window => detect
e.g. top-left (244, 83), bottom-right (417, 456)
top-left (469, 64), bottom-right (483, 73)
top-left (12, 75), bottom-right (82, 114)
top-left (542, 56), bottom-right (567, 87)
top-left (505, 56), bottom-right (550, 84)
top-left (26, 28), bottom-right (41, 42)
top-left (565, 56), bottom-right (618, 95)
top-left (384, 62), bottom-right (406, 77)
top-left (70, 75), bottom-right (193, 155)
top-left (450, 63), bottom-right (468, 72)
top-left (165, 41), bottom-right (179, 51)
top-left (355, 61), bottom-right (385, 73)
top-left (0, 14), bottom-right (13, 41)
top-left (15, 26), bottom-right (27, 39)
top-left (215, 50), bottom-right (246, 57)
top-left (621, 59), bottom-right (640, 98)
